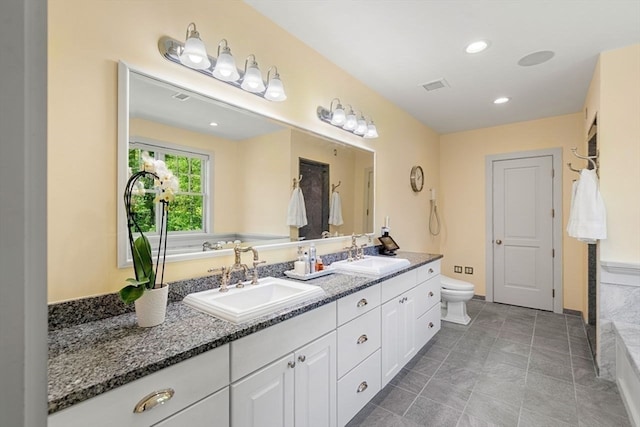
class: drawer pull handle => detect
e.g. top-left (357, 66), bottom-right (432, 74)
top-left (357, 334), bottom-right (368, 345)
top-left (288, 361), bottom-right (296, 369)
top-left (428, 268), bottom-right (434, 274)
top-left (357, 381), bottom-right (368, 393)
top-left (357, 298), bottom-right (368, 308)
top-left (428, 291), bottom-right (434, 297)
top-left (134, 388), bottom-right (175, 413)
top-left (428, 322), bottom-right (434, 329)
top-left (298, 355), bottom-right (306, 363)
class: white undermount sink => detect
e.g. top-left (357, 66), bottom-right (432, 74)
top-left (330, 256), bottom-right (411, 276)
top-left (183, 277), bottom-right (325, 324)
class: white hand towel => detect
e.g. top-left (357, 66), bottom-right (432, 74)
top-left (567, 169), bottom-right (606, 243)
top-left (328, 191), bottom-right (344, 226)
top-left (287, 187), bottom-right (308, 228)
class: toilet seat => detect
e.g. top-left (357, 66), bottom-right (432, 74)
top-left (441, 275), bottom-right (474, 292)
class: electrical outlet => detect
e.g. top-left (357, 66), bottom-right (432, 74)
top-left (465, 267), bottom-right (474, 274)
top-left (454, 265), bottom-right (463, 273)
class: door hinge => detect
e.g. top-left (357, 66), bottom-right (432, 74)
top-left (552, 168), bottom-right (555, 178)
top-left (552, 249), bottom-right (555, 258)
top-left (553, 289), bottom-right (555, 298)
top-left (552, 209), bottom-right (555, 218)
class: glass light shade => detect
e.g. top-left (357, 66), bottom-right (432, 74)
top-left (330, 107), bottom-right (346, 126)
top-left (364, 122), bottom-right (379, 139)
top-left (264, 76), bottom-right (287, 101)
top-left (213, 49), bottom-right (240, 82)
top-left (179, 37), bottom-right (211, 70)
top-left (354, 118), bottom-right (367, 135)
top-left (343, 112), bottom-right (357, 131)
top-left (241, 65), bottom-right (266, 93)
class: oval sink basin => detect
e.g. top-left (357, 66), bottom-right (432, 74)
top-left (330, 256), bottom-right (411, 277)
top-left (183, 277), bottom-right (325, 324)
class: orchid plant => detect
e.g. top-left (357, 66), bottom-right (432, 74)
top-left (120, 152), bottom-right (179, 304)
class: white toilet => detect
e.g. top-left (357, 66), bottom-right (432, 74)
top-left (440, 275), bottom-right (475, 325)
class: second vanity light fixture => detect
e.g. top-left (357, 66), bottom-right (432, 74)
top-left (159, 23), bottom-right (287, 102)
top-left (317, 98), bottom-right (379, 139)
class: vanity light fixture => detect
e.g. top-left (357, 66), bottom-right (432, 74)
top-left (240, 55), bottom-right (266, 93)
top-left (158, 24), bottom-right (286, 102)
top-left (264, 67), bottom-right (287, 101)
top-left (178, 23), bottom-right (211, 70)
top-left (212, 39), bottom-right (240, 82)
top-left (342, 105), bottom-right (357, 131)
top-left (317, 101), bottom-right (378, 138)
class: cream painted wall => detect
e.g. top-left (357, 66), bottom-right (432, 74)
top-left (597, 44), bottom-right (640, 264)
top-left (48, 0), bottom-right (439, 302)
top-left (439, 114), bottom-right (587, 313)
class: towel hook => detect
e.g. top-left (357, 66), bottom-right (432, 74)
top-left (332, 181), bottom-right (342, 193)
top-left (566, 162), bottom-right (581, 174)
top-left (570, 147), bottom-right (598, 170)
top-left (292, 175), bottom-right (302, 189)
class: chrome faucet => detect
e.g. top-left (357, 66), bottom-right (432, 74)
top-left (345, 233), bottom-right (366, 261)
top-left (232, 245), bottom-right (265, 286)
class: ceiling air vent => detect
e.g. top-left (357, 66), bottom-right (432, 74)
top-left (422, 78), bottom-right (449, 92)
top-left (172, 92), bottom-right (191, 101)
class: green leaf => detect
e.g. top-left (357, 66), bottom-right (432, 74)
top-left (119, 284), bottom-right (146, 304)
top-left (125, 277), bottom-right (150, 286)
top-left (132, 234), bottom-right (155, 289)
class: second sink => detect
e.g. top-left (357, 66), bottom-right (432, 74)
top-left (330, 256), bottom-right (411, 276)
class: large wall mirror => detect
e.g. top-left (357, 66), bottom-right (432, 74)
top-left (117, 62), bottom-right (375, 265)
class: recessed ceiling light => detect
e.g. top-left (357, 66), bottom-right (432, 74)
top-left (465, 40), bottom-right (489, 54)
top-left (209, 122), bottom-right (218, 127)
top-left (493, 97), bottom-right (510, 104)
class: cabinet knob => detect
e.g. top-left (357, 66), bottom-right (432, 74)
top-left (357, 334), bottom-right (368, 345)
top-left (428, 322), bottom-right (434, 329)
top-left (133, 388), bottom-right (175, 413)
top-left (428, 291), bottom-right (434, 297)
top-left (288, 361), bottom-right (296, 369)
top-left (356, 381), bottom-right (368, 393)
top-left (298, 355), bottom-right (306, 363)
top-left (357, 298), bottom-right (368, 308)
top-left (428, 268), bottom-right (434, 274)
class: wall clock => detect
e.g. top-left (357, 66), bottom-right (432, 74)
top-left (410, 165), bottom-right (424, 192)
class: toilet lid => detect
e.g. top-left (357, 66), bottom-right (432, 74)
top-left (440, 275), bottom-right (475, 291)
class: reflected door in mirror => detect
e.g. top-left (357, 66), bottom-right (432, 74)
top-left (299, 158), bottom-right (329, 240)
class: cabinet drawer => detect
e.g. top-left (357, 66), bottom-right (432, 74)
top-left (416, 260), bottom-right (441, 284)
top-left (337, 307), bottom-right (381, 378)
top-left (49, 344), bottom-right (230, 427)
top-left (231, 302), bottom-right (336, 382)
top-left (416, 303), bottom-right (441, 351)
top-left (381, 269), bottom-right (418, 303)
top-left (413, 276), bottom-right (441, 318)
top-left (153, 387), bottom-right (229, 427)
top-left (337, 350), bottom-right (381, 427)
top-left (337, 284), bottom-right (380, 326)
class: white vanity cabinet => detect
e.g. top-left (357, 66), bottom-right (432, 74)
top-left (48, 344), bottom-right (230, 427)
top-left (230, 303), bottom-right (337, 427)
top-left (381, 261), bottom-right (441, 387)
top-left (335, 285), bottom-right (382, 426)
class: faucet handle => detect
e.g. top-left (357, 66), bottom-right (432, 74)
top-left (207, 266), bottom-right (230, 292)
top-left (251, 260), bottom-right (266, 285)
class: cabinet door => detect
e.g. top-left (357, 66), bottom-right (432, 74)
top-left (399, 293), bottom-right (416, 365)
top-left (153, 387), bottom-right (229, 427)
top-left (381, 298), bottom-right (401, 386)
top-left (231, 354), bottom-right (295, 427)
top-left (294, 332), bottom-right (337, 427)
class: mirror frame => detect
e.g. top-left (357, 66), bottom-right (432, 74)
top-left (117, 61), bottom-right (376, 267)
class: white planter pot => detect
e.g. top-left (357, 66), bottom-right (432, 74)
top-left (134, 286), bottom-right (169, 327)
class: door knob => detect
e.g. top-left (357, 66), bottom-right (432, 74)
top-left (496, 239), bottom-right (503, 245)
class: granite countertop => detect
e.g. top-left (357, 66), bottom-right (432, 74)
top-left (614, 321), bottom-right (640, 378)
top-left (48, 251), bottom-right (442, 414)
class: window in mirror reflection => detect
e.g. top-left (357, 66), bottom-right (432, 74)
top-left (129, 140), bottom-right (209, 234)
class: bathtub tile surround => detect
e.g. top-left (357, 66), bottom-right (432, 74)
top-left (47, 250), bottom-right (440, 414)
top-left (347, 301), bottom-right (633, 427)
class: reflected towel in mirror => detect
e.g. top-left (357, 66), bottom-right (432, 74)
top-left (287, 187), bottom-right (308, 228)
top-left (329, 191), bottom-right (344, 226)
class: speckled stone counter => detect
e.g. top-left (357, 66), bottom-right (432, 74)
top-left (48, 251), bottom-right (442, 414)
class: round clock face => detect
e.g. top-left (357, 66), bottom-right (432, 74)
top-left (410, 165), bottom-right (424, 192)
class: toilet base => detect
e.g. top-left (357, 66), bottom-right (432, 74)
top-left (441, 301), bottom-right (471, 325)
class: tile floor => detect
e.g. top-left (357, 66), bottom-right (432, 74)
top-left (346, 299), bottom-right (632, 427)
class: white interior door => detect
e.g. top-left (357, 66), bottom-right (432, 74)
top-left (492, 156), bottom-right (554, 310)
